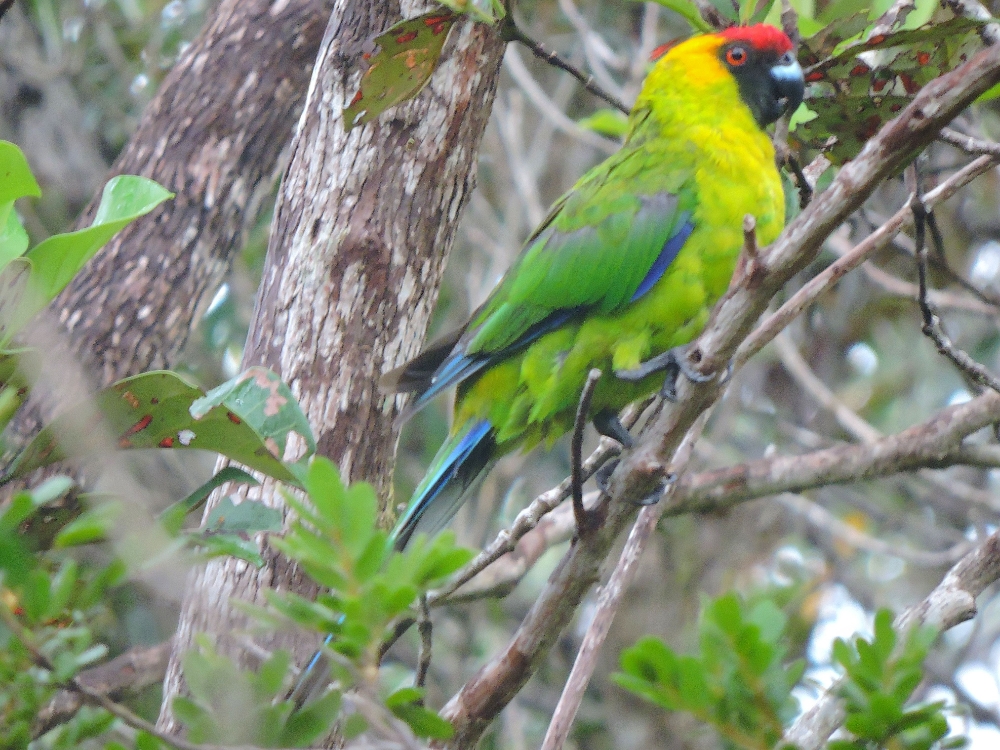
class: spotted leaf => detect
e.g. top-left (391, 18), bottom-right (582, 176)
top-left (796, 15), bottom-right (985, 162)
top-left (4, 368), bottom-right (315, 485)
top-left (343, 10), bottom-right (458, 131)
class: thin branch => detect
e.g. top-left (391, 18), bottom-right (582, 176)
top-left (782, 530), bottom-right (1000, 750)
top-left (572, 369), bottom-right (602, 533)
top-left (938, 127), bottom-right (1000, 158)
top-left (416, 595), bottom-right (432, 693)
top-left (34, 640), bottom-right (173, 737)
top-left (777, 493), bottom-right (972, 567)
top-left (499, 15), bottom-right (630, 115)
top-left (773, 332), bottom-right (881, 443)
top-left (911, 180), bottom-right (1000, 394)
top-left (858, 259), bottom-right (996, 316)
top-left (502, 47), bottom-right (620, 154)
top-left (556, 0), bottom-right (627, 96)
top-left (737, 154), bottom-right (997, 369)
top-left (539, 411), bottom-right (710, 750)
top-left (673, 389), bottom-right (1000, 514)
top-left (773, 327), bottom-right (1000, 514)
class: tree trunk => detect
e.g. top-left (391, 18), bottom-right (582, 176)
top-left (9, 0), bottom-right (335, 447)
top-left (158, 0), bottom-right (504, 733)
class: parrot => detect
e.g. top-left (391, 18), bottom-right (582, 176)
top-left (383, 23), bottom-right (805, 551)
top-left (292, 24), bottom-right (805, 705)
top-left (290, 24), bottom-right (804, 707)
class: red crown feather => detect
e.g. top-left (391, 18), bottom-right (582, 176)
top-left (719, 24), bottom-right (794, 54)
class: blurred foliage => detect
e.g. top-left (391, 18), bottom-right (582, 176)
top-left (615, 594), bottom-right (803, 749)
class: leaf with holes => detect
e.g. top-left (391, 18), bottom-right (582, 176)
top-left (4, 368), bottom-right (315, 484)
top-left (343, 10), bottom-right (458, 131)
top-left (796, 15), bottom-right (985, 162)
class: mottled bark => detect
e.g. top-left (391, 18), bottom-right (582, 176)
top-left (158, 0), bottom-right (504, 733)
top-left (10, 0), bottom-right (334, 444)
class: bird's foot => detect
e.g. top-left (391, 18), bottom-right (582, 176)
top-left (593, 409), bottom-right (634, 448)
top-left (615, 345), bottom-right (714, 402)
top-left (594, 458), bottom-right (675, 506)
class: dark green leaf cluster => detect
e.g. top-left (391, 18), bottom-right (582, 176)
top-left (614, 593), bottom-right (804, 750)
top-left (0, 478), bottom-right (126, 748)
top-left (269, 457), bottom-right (473, 666)
top-left (169, 456), bottom-right (474, 742)
top-left (829, 610), bottom-right (966, 750)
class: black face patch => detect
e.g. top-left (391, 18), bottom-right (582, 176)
top-left (720, 43), bottom-right (804, 128)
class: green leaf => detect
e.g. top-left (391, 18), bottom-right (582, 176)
top-left (159, 466), bottom-right (260, 535)
top-left (191, 366), bottom-right (316, 455)
top-left (300, 458), bottom-right (379, 559)
top-left (26, 176), bottom-right (172, 302)
top-left (343, 10), bottom-right (458, 130)
top-left (281, 688), bottom-right (341, 746)
top-left (54, 502), bottom-right (119, 547)
top-left (796, 15), bottom-right (986, 162)
top-left (0, 141), bottom-right (42, 206)
top-left (204, 497), bottom-right (283, 534)
top-left (187, 532), bottom-right (265, 567)
top-left (389, 701), bottom-right (455, 740)
top-left (385, 687), bottom-right (425, 708)
top-left (0, 209), bottom-right (29, 269)
top-left (576, 109), bottom-right (629, 139)
top-left (6, 369), bottom-right (310, 485)
top-left (632, 0), bottom-right (712, 32)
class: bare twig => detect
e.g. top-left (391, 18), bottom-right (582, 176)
top-left (503, 47), bottom-right (620, 154)
top-left (556, 0), bottom-right (627, 97)
top-left (773, 332), bottom-right (881, 443)
top-left (777, 493), bottom-right (972, 567)
top-left (34, 640), bottom-right (173, 737)
top-left (499, 15), bottom-right (629, 115)
top-left (572, 369), bottom-right (602, 533)
top-left (911, 178), bottom-right (1000, 394)
top-left (782, 530), bottom-right (1000, 750)
top-left (673, 390), bottom-right (1000, 514)
top-left (416, 595), bottom-right (432, 693)
top-left (539, 411), bottom-right (710, 750)
top-left (738, 154), bottom-right (997, 369)
top-left (938, 127), bottom-right (1000, 157)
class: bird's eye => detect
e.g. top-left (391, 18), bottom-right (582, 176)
top-left (726, 46), bottom-right (748, 67)
top-left (778, 51), bottom-right (794, 66)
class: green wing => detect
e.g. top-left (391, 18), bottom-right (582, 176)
top-left (467, 151), bottom-right (695, 354)
top-left (396, 147), bottom-right (697, 413)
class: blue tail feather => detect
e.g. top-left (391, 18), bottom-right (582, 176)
top-left (391, 419), bottom-right (495, 551)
